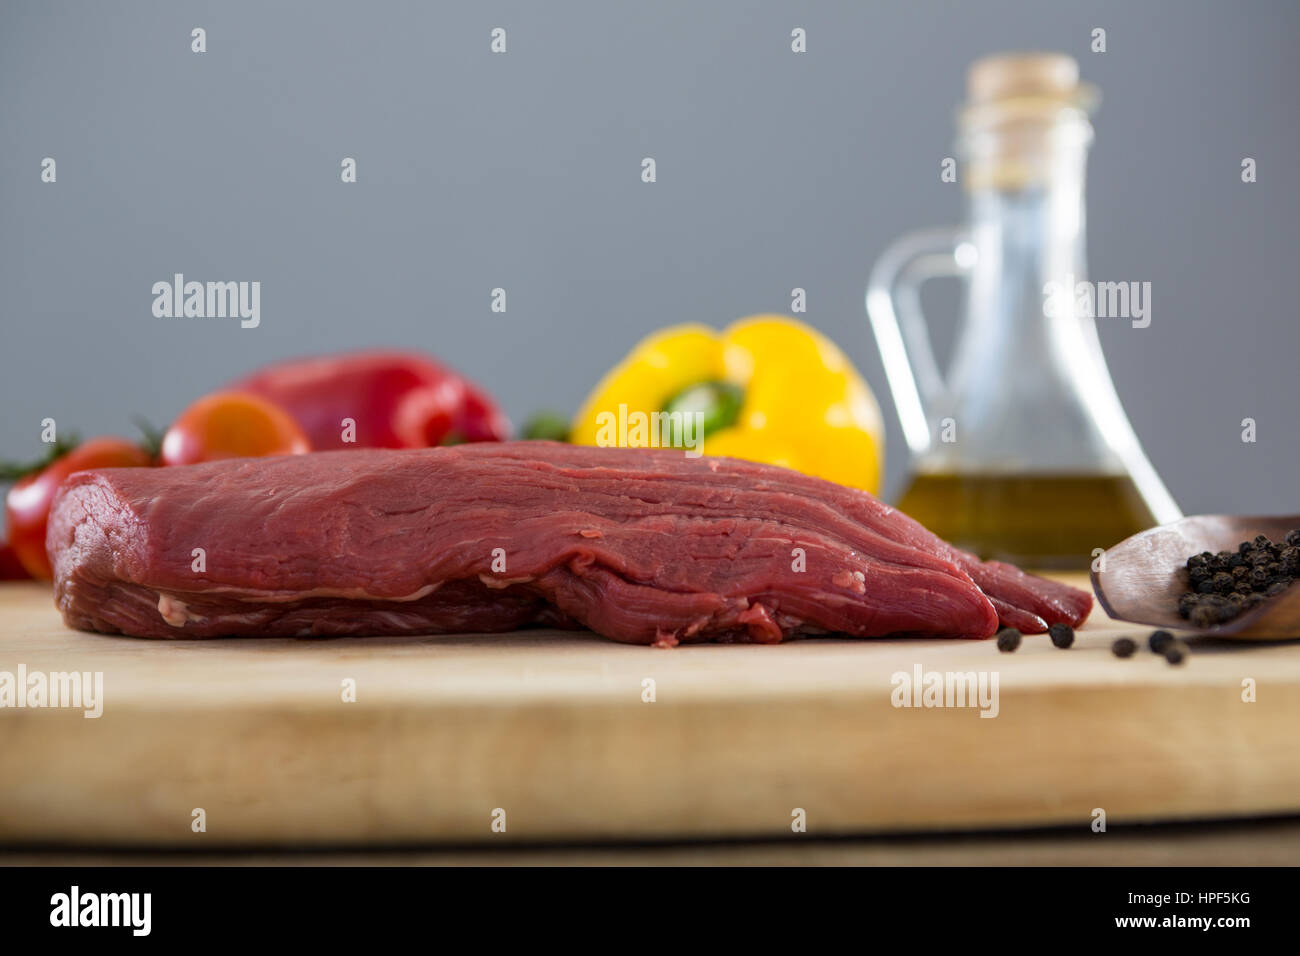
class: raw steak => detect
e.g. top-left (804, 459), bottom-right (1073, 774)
top-left (47, 442), bottom-right (1091, 645)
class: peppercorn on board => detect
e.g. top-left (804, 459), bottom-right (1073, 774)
top-left (1, 576), bottom-right (1297, 847)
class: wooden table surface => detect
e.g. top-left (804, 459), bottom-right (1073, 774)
top-left (2, 574), bottom-right (1299, 858)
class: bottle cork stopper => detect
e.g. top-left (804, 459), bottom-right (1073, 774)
top-left (967, 52), bottom-right (1079, 105)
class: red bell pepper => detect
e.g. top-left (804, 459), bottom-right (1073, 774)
top-left (228, 351), bottom-right (511, 450)
top-left (0, 540), bottom-right (30, 580)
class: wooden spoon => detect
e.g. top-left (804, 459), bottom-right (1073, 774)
top-left (1091, 515), bottom-right (1300, 640)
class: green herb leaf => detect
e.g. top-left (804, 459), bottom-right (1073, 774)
top-left (134, 417), bottom-right (165, 460)
top-left (520, 412), bottom-right (571, 443)
top-left (0, 433), bottom-right (82, 483)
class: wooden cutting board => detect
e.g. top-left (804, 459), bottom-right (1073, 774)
top-left (1, 576), bottom-right (1298, 847)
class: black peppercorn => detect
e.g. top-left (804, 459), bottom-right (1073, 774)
top-left (1148, 629), bottom-right (1175, 653)
top-left (1163, 641), bottom-right (1188, 665)
top-left (995, 627), bottom-right (1021, 652)
top-left (1048, 622), bottom-right (1074, 648)
top-left (1177, 533), bottom-right (1296, 626)
top-left (1111, 637), bottom-right (1137, 658)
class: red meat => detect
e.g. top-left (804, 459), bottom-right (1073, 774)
top-left (46, 443), bottom-right (1090, 644)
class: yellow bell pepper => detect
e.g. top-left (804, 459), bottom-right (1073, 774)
top-left (570, 315), bottom-right (885, 492)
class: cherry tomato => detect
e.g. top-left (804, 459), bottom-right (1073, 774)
top-left (160, 392), bottom-right (311, 467)
top-left (5, 437), bottom-right (154, 580)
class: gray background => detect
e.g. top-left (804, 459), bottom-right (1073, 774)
top-left (1, 0), bottom-right (1296, 516)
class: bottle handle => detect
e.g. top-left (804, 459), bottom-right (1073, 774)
top-left (866, 227), bottom-right (974, 456)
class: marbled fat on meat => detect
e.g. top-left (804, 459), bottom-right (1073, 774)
top-left (46, 442), bottom-right (1091, 644)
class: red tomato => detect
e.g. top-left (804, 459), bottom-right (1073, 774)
top-left (5, 437), bottom-right (154, 580)
top-left (160, 392), bottom-right (311, 467)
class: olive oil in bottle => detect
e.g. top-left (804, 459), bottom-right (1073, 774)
top-left (867, 54), bottom-right (1181, 558)
top-left (897, 472), bottom-right (1158, 570)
